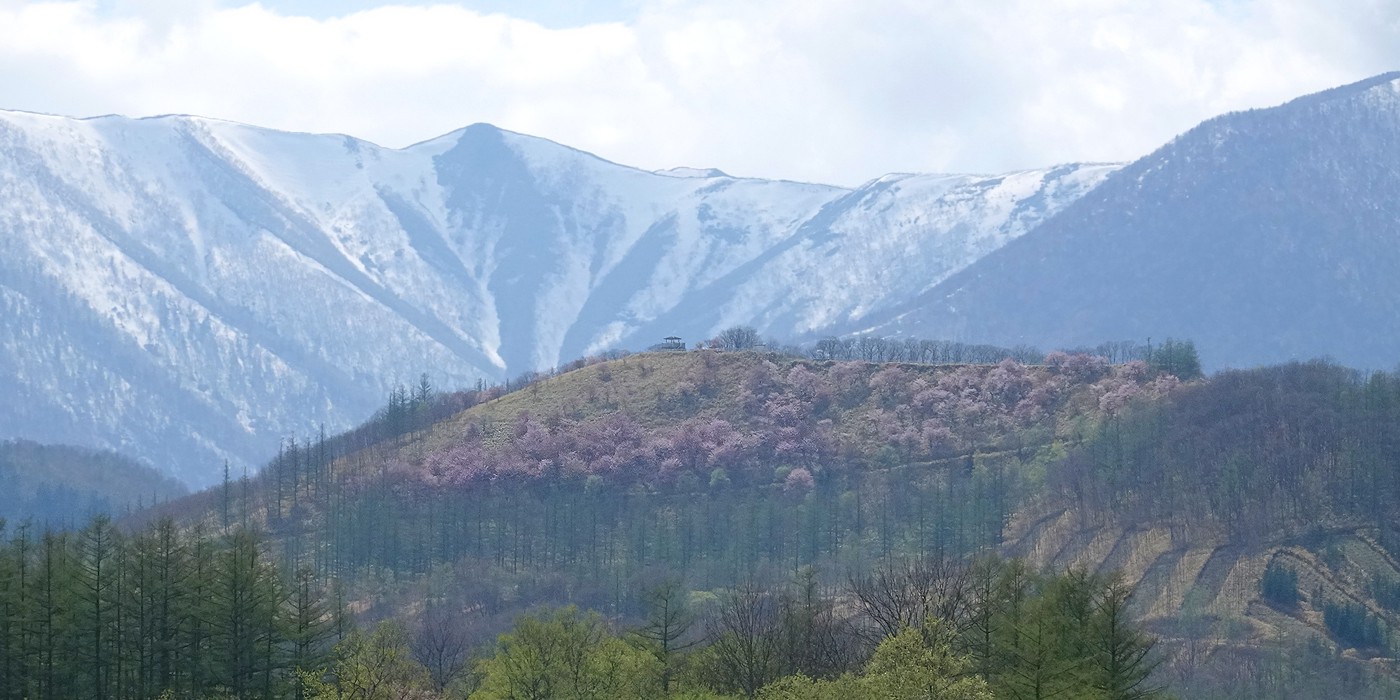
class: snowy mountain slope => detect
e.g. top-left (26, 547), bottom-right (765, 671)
top-left (699, 165), bottom-right (1120, 339)
top-left (869, 72), bottom-right (1400, 370)
top-left (0, 111), bottom-right (1114, 484)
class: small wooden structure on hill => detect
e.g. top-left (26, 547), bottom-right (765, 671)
top-left (650, 336), bottom-right (686, 351)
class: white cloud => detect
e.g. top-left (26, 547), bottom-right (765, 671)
top-left (0, 0), bottom-right (1395, 184)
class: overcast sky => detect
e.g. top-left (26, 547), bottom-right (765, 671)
top-left (1, 0), bottom-right (1397, 185)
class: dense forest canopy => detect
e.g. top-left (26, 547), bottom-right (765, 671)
top-left (1053, 360), bottom-right (1400, 538)
top-left (0, 516), bottom-right (342, 700)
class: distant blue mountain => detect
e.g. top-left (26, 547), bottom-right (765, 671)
top-left (874, 73), bottom-right (1400, 371)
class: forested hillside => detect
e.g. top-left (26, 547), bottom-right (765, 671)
top-left (0, 440), bottom-right (187, 523)
top-left (1005, 361), bottom-right (1400, 697)
top-left (123, 347), bottom-right (1400, 697)
top-left (163, 349), bottom-right (1167, 587)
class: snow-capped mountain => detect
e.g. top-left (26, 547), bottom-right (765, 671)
top-left (870, 72), bottom-right (1400, 371)
top-left (0, 112), bottom-right (1114, 484)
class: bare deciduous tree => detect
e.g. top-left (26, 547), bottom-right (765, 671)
top-left (410, 603), bottom-right (476, 692)
top-left (848, 557), bottom-right (974, 646)
top-left (704, 579), bottom-right (782, 698)
top-left (712, 326), bottom-right (761, 351)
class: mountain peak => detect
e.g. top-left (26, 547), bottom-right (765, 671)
top-left (656, 166), bottom-right (731, 179)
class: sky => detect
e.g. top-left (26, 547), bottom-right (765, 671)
top-left (0, 0), bottom-right (1397, 185)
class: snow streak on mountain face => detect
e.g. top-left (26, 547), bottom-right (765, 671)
top-left (0, 112), bottom-right (1116, 484)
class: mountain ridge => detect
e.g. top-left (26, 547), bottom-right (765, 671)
top-left (0, 108), bottom-right (1110, 484)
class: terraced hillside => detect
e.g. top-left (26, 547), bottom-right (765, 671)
top-left (1002, 512), bottom-right (1400, 693)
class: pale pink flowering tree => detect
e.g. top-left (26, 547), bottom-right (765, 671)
top-left (783, 467), bottom-right (815, 495)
